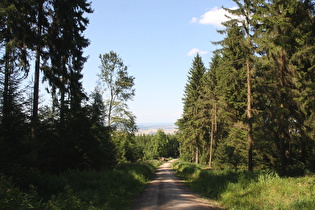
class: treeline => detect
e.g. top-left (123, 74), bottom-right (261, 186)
top-left (177, 0), bottom-right (315, 176)
top-left (135, 130), bottom-right (179, 160)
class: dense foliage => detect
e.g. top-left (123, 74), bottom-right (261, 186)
top-left (0, 160), bottom-right (161, 209)
top-left (177, 0), bottom-right (315, 176)
top-left (0, 0), bottom-right (123, 175)
top-left (135, 129), bottom-right (180, 160)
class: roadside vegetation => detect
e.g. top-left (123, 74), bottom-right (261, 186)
top-left (1, 160), bottom-right (161, 209)
top-left (172, 160), bottom-right (315, 209)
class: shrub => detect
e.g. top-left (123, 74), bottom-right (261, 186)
top-left (0, 174), bottom-right (41, 208)
top-left (0, 160), bottom-right (161, 209)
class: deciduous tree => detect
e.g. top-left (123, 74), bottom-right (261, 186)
top-left (98, 51), bottom-right (136, 132)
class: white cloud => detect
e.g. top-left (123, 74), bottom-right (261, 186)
top-left (190, 17), bottom-right (198, 23)
top-left (192, 6), bottom-right (238, 27)
top-left (187, 48), bottom-right (209, 56)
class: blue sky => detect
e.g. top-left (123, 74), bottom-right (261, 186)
top-left (82, 0), bottom-right (237, 124)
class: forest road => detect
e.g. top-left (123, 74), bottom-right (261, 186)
top-left (133, 159), bottom-right (223, 210)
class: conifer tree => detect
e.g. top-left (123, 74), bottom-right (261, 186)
top-left (212, 18), bottom-right (249, 168)
top-left (253, 0), bottom-right (312, 175)
top-left (0, 0), bottom-right (34, 168)
top-left (222, 0), bottom-right (259, 171)
top-left (45, 0), bottom-right (92, 170)
top-left (177, 53), bottom-right (206, 163)
top-left (200, 53), bottom-right (221, 168)
top-left (290, 0), bottom-right (315, 167)
top-left (30, 0), bottom-right (50, 141)
top-left (45, 0), bottom-right (92, 124)
top-left (1, 0), bottom-right (30, 131)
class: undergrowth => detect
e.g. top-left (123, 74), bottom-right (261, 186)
top-left (171, 160), bottom-right (315, 210)
top-left (0, 160), bottom-right (161, 209)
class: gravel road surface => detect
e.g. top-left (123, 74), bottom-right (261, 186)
top-left (133, 159), bottom-right (223, 210)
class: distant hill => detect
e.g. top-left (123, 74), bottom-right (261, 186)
top-left (137, 123), bottom-right (177, 135)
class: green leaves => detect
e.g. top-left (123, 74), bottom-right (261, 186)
top-left (98, 51), bottom-right (136, 129)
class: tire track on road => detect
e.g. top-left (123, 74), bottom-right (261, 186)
top-left (134, 160), bottom-right (223, 210)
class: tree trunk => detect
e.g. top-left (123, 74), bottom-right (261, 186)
top-left (246, 59), bottom-right (253, 172)
top-left (209, 125), bottom-right (214, 168)
top-left (31, 1), bottom-right (43, 141)
top-left (245, 8), bottom-right (254, 171)
top-left (60, 56), bottom-right (67, 128)
top-left (279, 103), bottom-right (287, 176)
top-left (2, 43), bottom-right (10, 127)
top-left (209, 102), bottom-right (217, 168)
top-left (31, 47), bottom-right (40, 141)
top-left (195, 146), bottom-right (199, 164)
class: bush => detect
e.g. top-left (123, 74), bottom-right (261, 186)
top-left (0, 160), bottom-right (161, 209)
top-left (0, 174), bottom-right (41, 209)
top-left (45, 186), bottom-right (95, 209)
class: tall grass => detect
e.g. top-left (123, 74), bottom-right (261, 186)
top-left (1, 160), bottom-right (161, 209)
top-left (171, 160), bottom-right (315, 210)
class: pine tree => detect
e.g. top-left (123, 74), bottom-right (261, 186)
top-left (0, 0), bottom-right (30, 130)
top-left (30, 0), bottom-right (50, 141)
top-left (213, 17), bottom-right (249, 169)
top-left (222, 0), bottom-right (260, 171)
top-left (290, 0), bottom-right (315, 168)
top-left (253, 0), bottom-right (312, 175)
top-left (0, 0), bottom-right (34, 168)
top-left (44, 0), bottom-right (92, 170)
top-left (45, 0), bottom-right (92, 125)
top-left (200, 53), bottom-right (221, 168)
top-left (177, 53), bottom-right (206, 164)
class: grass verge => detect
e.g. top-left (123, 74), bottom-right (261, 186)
top-left (171, 160), bottom-right (315, 210)
top-left (1, 160), bottom-right (161, 209)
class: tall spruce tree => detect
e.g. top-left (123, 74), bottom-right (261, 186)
top-left (1, 0), bottom-right (30, 130)
top-left (177, 53), bottom-right (206, 164)
top-left (253, 0), bottom-right (312, 175)
top-left (0, 0), bottom-right (39, 169)
top-left (47, 0), bottom-right (92, 171)
top-left (222, 0), bottom-right (259, 171)
top-left (200, 52), bottom-right (221, 168)
top-left (45, 0), bottom-right (92, 123)
top-left (290, 0), bottom-right (315, 168)
top-left (30, 0), bottom-right (50, 141)
top-left (213, 18), bottom-right (249, 168)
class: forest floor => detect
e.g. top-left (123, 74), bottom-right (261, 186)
top-left (133, 159), bottom-right (223, 210)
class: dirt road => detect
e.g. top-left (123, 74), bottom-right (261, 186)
top-left (133, 160), bottom-right (223, 210)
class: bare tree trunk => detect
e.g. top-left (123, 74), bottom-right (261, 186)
top-left (195, 146), bottom-right (199, 164)
top-left (31, 47), bottom-right (40, 141)
top-left (247, 59), bottom-right (253, 172)
top-left (60, 56), bottom-right (67, 127)
top-left (245, 9), bottom-right (253, 172)
top-left (209, 103), bottom-right (217, 168)
top-left (31, 1), bottom-right (43, 141)
top-left (2, 43), bottom-right (10, 127)
top-left (209, 124), bottom-right (214, 168)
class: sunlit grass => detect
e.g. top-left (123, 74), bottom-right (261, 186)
top-left (171, 160), bottom-right (315, 210)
